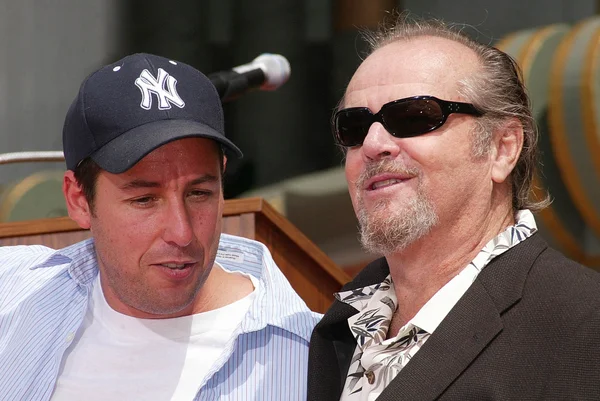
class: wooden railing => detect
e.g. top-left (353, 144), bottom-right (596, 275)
top-left (0, 197), bottom-right (351, 313)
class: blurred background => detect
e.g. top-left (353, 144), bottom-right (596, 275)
top-left (1, 0), bottom-right (599, 273)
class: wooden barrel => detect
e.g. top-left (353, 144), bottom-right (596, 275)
top-left (498, 24), bottom-right (600, 268)
top-left (0, 170), bottom-right (67, 222)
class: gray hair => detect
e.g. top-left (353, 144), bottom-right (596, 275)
top-left (348, 15), bottom-right (550, 212)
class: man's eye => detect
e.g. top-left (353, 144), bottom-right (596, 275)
top-left (189, 190), bottom-right (211, 198)
top-left (131, 196), bottom-right (155, 206)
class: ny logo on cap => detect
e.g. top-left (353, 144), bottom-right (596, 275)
top-left (135, 68), bottom-right (186, 110)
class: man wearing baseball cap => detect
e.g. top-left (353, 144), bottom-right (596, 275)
top-left (0, 53), bottom-right (319, 400)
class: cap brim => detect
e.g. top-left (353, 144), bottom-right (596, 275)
top-left (90, 119), bottom-right (243, 174)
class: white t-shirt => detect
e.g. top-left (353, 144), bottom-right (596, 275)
top-left (51, 264), bottom-right (256, 401)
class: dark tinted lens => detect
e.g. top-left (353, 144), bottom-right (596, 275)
top-left (382, 98), bottom-right (444, 138)
top-left (335, 108), bottom-right (374, 146)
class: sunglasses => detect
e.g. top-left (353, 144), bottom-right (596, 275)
top-left (333, 95), bottom-right (483, 147)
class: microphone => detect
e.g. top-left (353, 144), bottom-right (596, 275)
top-left (208, 54), bottom-right (291, 102)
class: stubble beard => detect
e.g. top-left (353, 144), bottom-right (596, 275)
top-left (101, 252), bottom-right (209, 317)
top-left (355, 160), bottom-right (439, 256)
top-left (95, 238), bottom-right (214, 318)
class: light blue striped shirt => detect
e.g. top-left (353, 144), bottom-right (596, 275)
top-left (0, 233), bottom-right (321, 401)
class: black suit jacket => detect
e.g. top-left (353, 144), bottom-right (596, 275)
top-left (308, 234), bottom-right (600, 400)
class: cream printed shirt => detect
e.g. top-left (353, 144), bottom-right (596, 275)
top-left (337, 210), bottom-right (538, 401)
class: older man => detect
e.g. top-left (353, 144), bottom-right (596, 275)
top-left (308, 18), bottom-right (600, 401)
top-left (0, 53), bottom-right (319, 400)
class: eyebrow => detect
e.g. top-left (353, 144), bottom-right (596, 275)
top-left (119, 174), bottom-right (220, 191)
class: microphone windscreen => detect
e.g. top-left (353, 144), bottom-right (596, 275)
top-left (235, 54), bottom-right (291, 91)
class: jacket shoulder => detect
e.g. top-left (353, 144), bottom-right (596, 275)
top-left (530, 244), bottom-right (600, 299)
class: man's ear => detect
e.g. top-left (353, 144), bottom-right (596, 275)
top-left (222, 155), bottom-right (228, 174)
top-left (63, 171), bottom-right (92, 229)
top-left (491, 119), bottom-right (523, 184)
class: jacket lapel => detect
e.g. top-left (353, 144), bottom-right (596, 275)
top-left (307, 301), bottom-right (358, 400)
top-left (376, 280), bottom-right (503, 401)
top-left (377, 234), bottom-right (547, 401)
top-left (307, 258), bottom-right (391, 401)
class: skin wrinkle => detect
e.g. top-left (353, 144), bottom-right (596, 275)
top-left (343, 36), bottom-right (520, 330)
top-left (355, 158), bottom-right (438, 255)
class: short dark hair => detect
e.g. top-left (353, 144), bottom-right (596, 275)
top-left (73, 145), bottom-right (225, 213)
top-left (73, 156), bottom-right (103, 213)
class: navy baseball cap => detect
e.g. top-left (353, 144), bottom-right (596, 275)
top-left (62, 53), bottom-right (242, 174)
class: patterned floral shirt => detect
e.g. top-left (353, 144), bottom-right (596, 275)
top-left (336, 210), bottom-right (538, 401)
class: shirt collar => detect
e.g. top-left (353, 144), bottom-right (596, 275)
top-left (214, 233), bottom-right (319, 342)
top-left (30, 238), bottom-right (99, 286)
top-left (416, 209), bottom-right (537, 333)
top-left (337, 210), bottom-right (538, 342)
top-left (28, 234), bottom-right (317, 342)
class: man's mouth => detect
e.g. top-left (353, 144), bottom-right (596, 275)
top-left (159, 262), bottom-right (194, 270)
top-left (370, 178), bottom-right (404, 190)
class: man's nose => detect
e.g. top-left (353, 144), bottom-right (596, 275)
top-left (162, 201), bottom-right (194, 247)
top-left (360, 122), bottom-right (402, 161)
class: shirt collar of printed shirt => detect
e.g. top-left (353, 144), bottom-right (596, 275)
top-left (336, 209), bottom-right (538, 347)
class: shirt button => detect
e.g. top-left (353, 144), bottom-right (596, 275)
top-left (365, 370), bottom-right (375, 384)
top-left (66, 332), bottom-right (75, 342)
